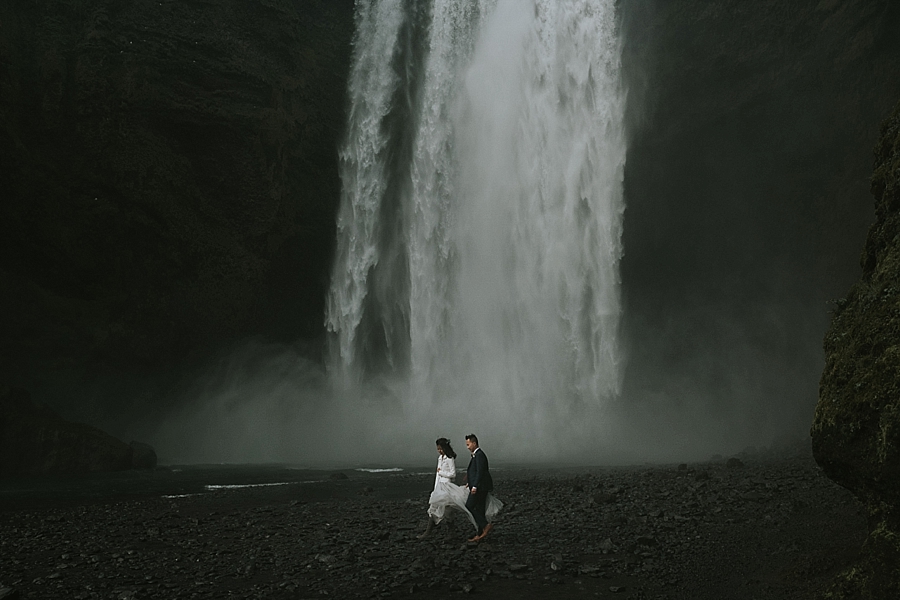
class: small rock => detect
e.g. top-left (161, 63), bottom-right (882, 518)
top-left (0, 587), bottom-right (20, 600)
top-left (610, 585), bottom-right (626, 593)
top-left (329, 472), bottom-right (349, 480)
top-left (726, 457), bottom-right (744, 469)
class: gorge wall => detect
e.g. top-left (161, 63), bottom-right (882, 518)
top-left (0, 0), bottom-right (354, 419)
top-left (812, 99), bottom-right (900, 599)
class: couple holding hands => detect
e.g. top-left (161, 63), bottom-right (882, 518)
top-left (420, 434), bottom-right (502, 542)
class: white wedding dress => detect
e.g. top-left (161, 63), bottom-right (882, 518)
top-left (427, 454), bottom-right (502, 530)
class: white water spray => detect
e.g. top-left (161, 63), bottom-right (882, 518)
top-left (327, 0), bottom-right (627, 458)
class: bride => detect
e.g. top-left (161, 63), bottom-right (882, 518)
top-left (419, 437), bottom-right (501, 538)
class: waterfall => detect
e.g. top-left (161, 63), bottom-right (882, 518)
top-left (326, 0), bottom-right (627, 454)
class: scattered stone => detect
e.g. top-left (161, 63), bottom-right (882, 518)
top-left (0, 451), bottom-right (868, 599)
top-left (0, 587), bottom-right (20, 600)
top-left (726, 458), bottom-right (745, 469)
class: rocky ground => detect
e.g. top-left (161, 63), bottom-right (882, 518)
top-left (0, 446), bottom-right (866, 600)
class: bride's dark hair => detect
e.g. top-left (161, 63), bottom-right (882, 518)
top-left (436, 437), bottom-right (457, 459)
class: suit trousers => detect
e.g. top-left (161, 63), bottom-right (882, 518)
top-left (465, 488), bottom-right (489, 533)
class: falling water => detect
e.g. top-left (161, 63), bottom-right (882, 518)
top-left (326, 0), bottom-right (627, 456)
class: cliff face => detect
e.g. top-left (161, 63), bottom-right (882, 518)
top-left (812, 101), bottom-right (900, 598)
top-left (0, 0), bottom-right (354, 384)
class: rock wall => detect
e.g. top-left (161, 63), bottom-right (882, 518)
top-left (813, 99), bottom-right (900, 598)
top-left (0, 0), bottom-right (354, 385)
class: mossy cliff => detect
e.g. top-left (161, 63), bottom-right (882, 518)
top-left (813, 99), bottom-right (900, 598)
top-left (0, 0), bottom-right (354, 384)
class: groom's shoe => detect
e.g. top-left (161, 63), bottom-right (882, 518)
top-left (480, 523), bottom-right (494, 539)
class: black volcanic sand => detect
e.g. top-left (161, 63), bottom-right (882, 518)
top-left (0, 448), bottom-right (866, 600)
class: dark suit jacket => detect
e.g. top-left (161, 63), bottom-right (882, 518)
top-left (466, 448), bottom-right (493, 493)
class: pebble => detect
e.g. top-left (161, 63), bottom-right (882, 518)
top-left (0, 448), bottom-right (866, 599)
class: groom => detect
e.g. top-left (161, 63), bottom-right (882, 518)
top-left (465, 433), bottom-right (494, 542)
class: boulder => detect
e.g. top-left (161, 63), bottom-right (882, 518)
top-left (0, 387), bottom-right (132, 475)
top-left (812, 99), bottom-right (900, 598)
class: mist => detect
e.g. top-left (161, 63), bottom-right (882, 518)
top-left (136, 0), bottom-right (900, 467)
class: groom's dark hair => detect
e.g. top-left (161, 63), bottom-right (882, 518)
top-left (465, 433), bottom-right (479, 446)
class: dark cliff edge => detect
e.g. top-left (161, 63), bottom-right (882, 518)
top-left (813, 99), bottom-right (900, 598)
top-left (0, 0), bottom-right (355, 396)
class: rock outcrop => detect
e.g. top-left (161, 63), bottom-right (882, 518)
top-left (0, 386), bottom-right (155, 474)
top-left (813, 99), bottom-right (900, 598)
